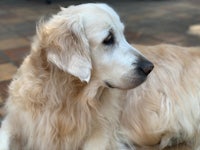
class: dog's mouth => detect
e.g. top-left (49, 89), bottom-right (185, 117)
top-left (105, 65), bottom-right (154, 90)
top-left (105, 81), bottom-right (115, 88)
top-left (104, 75), bottom-right (147, 90)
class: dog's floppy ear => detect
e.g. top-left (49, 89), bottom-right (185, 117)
top-left (38, 14), bottom-right (91, 82)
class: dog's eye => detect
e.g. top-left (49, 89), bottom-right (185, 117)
top-left (103, 32), bottom-right (114, 45)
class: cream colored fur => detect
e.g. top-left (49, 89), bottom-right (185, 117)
top-left (121, 44), bottom-right (200, 150)
top-left (0, 3), bottom-right (150, 150)
top-left (3, 3), bottom-right (198, 150)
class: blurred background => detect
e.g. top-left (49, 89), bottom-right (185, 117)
top-left (0, 0), bottom-right (200, 118)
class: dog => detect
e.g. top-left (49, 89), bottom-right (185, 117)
top-left (121, 44), bottom-right (200, 150)
top-left (0, 3), bottom-right (153, 150)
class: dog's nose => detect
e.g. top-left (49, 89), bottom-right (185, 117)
top-left (138, 59), bottom-right (154, 75)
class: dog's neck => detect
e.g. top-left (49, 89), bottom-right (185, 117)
top-left (26, 48), bottom-right (125, 143)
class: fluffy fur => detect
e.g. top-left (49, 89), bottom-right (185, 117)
top-left (121, 44), bottom-right (200, 150)
top-left (4, 3), bottom-right (198, 150)
top-left (0, 3), bottom-right (152, 150)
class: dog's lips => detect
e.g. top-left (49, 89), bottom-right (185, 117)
top-left (104, 75), bottom-right (147, 90)
top-left (105, 81), bottom-right (115, 88)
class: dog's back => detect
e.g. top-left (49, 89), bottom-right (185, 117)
top-left (121, 44), bottom-right (200, 150)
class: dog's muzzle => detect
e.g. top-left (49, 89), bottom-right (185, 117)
top-left (104, 57), bottom-right (154, 89)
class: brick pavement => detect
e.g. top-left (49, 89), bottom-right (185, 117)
top-left (0, 0), bottom-right (200, 118)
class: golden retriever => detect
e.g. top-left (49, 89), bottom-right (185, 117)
top-left (121, 44), bottom-right (200, 150)
top-left (0, 3), bottom-right (153, 150)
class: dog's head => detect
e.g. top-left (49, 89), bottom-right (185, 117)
top-left (36, 3), bottom-right (153, 90)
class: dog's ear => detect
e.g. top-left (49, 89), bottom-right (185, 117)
top-left (37, 15), bottom-right (91, 82)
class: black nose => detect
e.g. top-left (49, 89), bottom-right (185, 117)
top-left (137, 59), bottom-right (154, 75)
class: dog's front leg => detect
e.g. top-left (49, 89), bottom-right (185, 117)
top-left (0, 119), bottom-right (11, 150)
